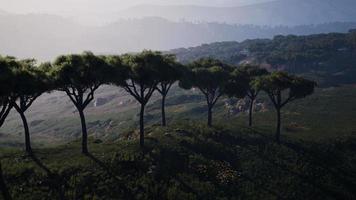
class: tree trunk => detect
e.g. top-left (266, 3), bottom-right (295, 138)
top-left (276, 108), bottom-right (281, 144)
top-left (0, 162), bottom-right (11, 200)
top-left (161, 94), bottom-right (167, 127)
top-left (18, 110), bottom-right (32, 155)
top-left (207, 105), bottom-right (213, 127)
top-left (248, 98), bottom-right (254, 127)
top-left (139, 103), bottom-right (145, 148)
top-left (78, 109), bottom-right (88, 154)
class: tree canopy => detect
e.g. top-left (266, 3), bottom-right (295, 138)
top-left (255, 71), bottom-right (316, 142)
top-left (155, 54), bottom-right (182, 126)
top-left (119, 50), bottom-right (163, 101)
top-left (52, 51), bottom-right (113, 154)
top-left (52, 52), bottom-right (112, 101)
top-left (180, 58), bottom-right (233, 126)
top-left (227, 65), bottom-right (269, 126)
top-left (257, 71), bottom-right (316, 104)
top-left (6, 58), bottom-right (51, 154)
top-left (10, 59), bottom-right (50, 101)
top-left (0, 56), bottom-right (17, 127)
top-left (116, 50), bottom-right (166, 148)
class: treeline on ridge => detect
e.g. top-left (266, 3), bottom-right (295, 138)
top-left (172, 30), bottom-right (356, 86)
top-left (0, 51), bottom-right (316, 157)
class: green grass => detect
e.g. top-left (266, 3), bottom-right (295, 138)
top-left (2, 85), bottom-right (356, 147)
top-left (1, 86), bottom-right (356, 199)
top-left (1, 121), bottom-right (356, 199)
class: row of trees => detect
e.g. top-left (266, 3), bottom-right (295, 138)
top-left (0, 51), bottom-right (316, 155)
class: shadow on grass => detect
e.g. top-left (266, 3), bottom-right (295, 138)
top-left (249, 129), bottom-right (356, 197)
top-left (211, 127), bottom-right (356, 199)
top-left (179, 129), bottom-right (285, 199)
top-left (84, 152), bottom-right (134, 199)
top-left (29, 153), bottom-right (66, 200)
top-left (174, 123), bottom-right (356, 199)
top-left (0, 161), bottom-right (11, 200)
top-left (29, 151), bottom-right (135, 199)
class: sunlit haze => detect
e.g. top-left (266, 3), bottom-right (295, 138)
top-left (0, 0), bottom-right (356, 198)
top-left (0, 0), bottom-right (355, 60)
top-left (0, 0), bottom-right (273, 13)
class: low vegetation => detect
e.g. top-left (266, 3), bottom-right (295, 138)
top-left (1, 30), bottom-right (356, 199)
top-left (1, 119), bottom-right (356, 199)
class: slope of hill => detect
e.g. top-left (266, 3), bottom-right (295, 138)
top-left (172, 31), bottom-right (356, 86)
top-left (1, 82), bottom-right (356, 148)
top-left (2, 115), bottom-right (356, 199)
top-left (1, 31), bottom-right (356, 146)
top-left (117, 0), bottom-right (356, 25)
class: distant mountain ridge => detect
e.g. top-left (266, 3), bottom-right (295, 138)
top-left (117, 0), bottom-right (356, 25)
top-left (1, 13), bottom-right (356, 61)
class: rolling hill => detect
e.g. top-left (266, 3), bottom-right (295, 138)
top-left (0, 12), bottom-right (356, 61)
top-left (1, 31), bottom-right (356, 146)
top-left (1, 1), bottom-right (356, 199)
top-left (117, 0), bottom-right (356, 25)
top-left (2, 116), bottom-right (356, 199)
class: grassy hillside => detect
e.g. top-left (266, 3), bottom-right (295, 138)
top-left (1, 85), bottom-right (356, 199)
top-left (1, 120), bottom-right (356, 199)
top-left (2, 31), bottom-right (356, 146)
top-left (2, 85), bottom-right (356, 147)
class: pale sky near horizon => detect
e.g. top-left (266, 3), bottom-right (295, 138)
top-left (0, 0), bottom-right (274, 14)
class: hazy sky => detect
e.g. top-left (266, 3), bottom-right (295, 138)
top-left (0, 0), bottom-right (276, 25)
top-left (0, 0), bottom-right (274, 14)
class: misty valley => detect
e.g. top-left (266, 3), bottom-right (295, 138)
top-left (0, 0), bottom-right (356, 199)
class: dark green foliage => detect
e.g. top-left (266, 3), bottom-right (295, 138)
top-left (249, 32), bottom-right (356, 85)
top-left (117, 50), bottom-right (166, 148)
top-left (10, 59), bottom-right (50, 98)
top-left (6, 58), bottom-right (50, 155)
top-left (235, 65), bottom-right (269, 126)
top-left (53, 52), bottom-right (113, 90)
top-left (225, 65), bottom-right (269, 127)
top-left (120, 50), bottom-right (163, 89)
top-left (172, 31), bottom-right (356, 86)
top-left (2, 121), bottom-right (356, 199)
top-left (0, 56), bottom-right (16, 127)
top-left (0, 57), bottom-right (50, 198)
top-left (155, 54), bottom-right (182, 126)
top-left (103, 55), bottom-right (129, 86)
top-left (52, 52), bottom-right (113, 154)
top-left (256, 71), bottom-right (316, 143)
top-left (0, 56), bottom-right (16, 200)
top-left (180, 58), bottom-right (233, 126)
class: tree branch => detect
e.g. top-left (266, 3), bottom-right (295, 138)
top-left (167, 82), bottom-right (174, 92)
top-left (212, 92), bottom-right (222, 106)
top-left (156, 82), bottom-right (164, 95)
top-left (65, 89), bottom-right (81, 109)
top-left (0, 101), bottom-right (12, 127)
top-left (0, 101), bottom-right (8, 118)
top-left (198, 87), bottom-right (208, 97)
top-left (83, 84), bottom-right (100, 108)
top-left (131, 80), bottom-right (140, 98)
top-left (268, 93), bottom-right (278, 108)
top-left (281, 96), bottom-right (295, 108)
top-left (144, 86), bottom-right (156, 103)
top-left (123, 86), bottom-right (142, 104)
top-left (25, 94), bottom-right (42, 111)
top-left (83, 91), bottom-right (94, 108)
